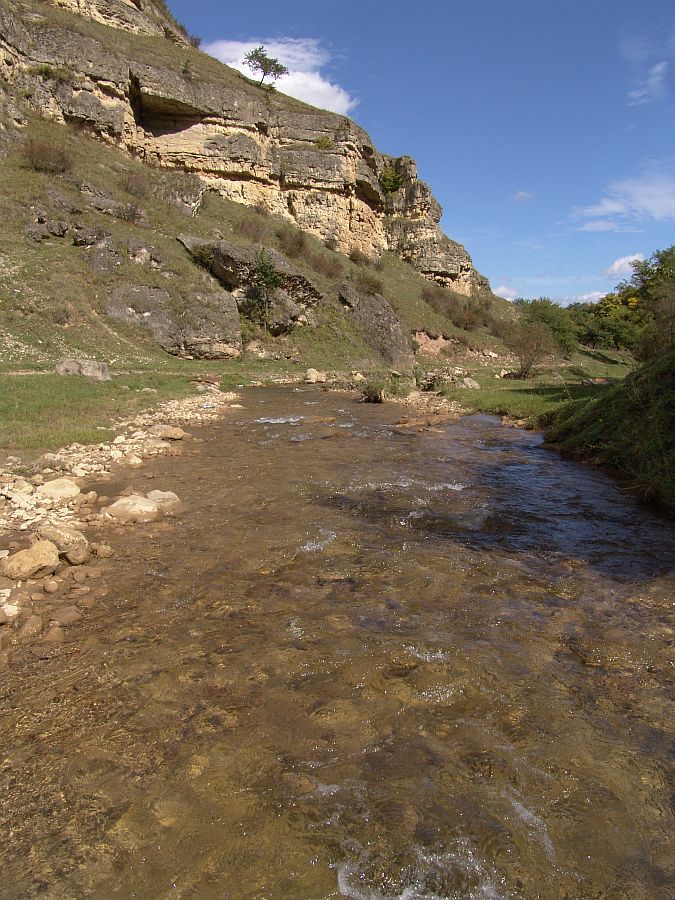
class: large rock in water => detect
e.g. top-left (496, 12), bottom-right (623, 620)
top-left (106, 284), bottom-right (242, 359)
top-left (0, 541), bottom-right (60, 580)
top-left (338, 284), bottom-right (414, 368)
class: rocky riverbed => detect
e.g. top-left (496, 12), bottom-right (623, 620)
top-left (0, 385), bottom-right (243, 662)
top-left (0, 386), bottom-right (673, 899)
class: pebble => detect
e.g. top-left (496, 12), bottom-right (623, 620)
top-left (91, 543), bottom-right (113, 559)
top-left (50, 606), bottom-right (81, 626)
top-left (42, 624), bottom-right (65, 643)
top-left (43, 579), bottom-right (60, 594)
top-left (17, 615), bottom-right (43, 639)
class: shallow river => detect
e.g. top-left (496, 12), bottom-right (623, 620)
top-left (1, 388), bottom-right (674, 899)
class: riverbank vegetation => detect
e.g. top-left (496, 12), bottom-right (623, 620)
top-left (1, 119), bottom-right (672, 510)
top-left (544, 249), bottom-right (674, 512)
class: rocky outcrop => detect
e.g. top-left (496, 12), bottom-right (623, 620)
top-left (45, 0), bottom-right (189, 42)
top-left (0, 0), bottom-right (489, 295)
top-left (106, 283), bottom-right (243, 358)
top-left (179, 236), bottom-right (323, 334)
top-left (338, 284), bottom-right (414, 368)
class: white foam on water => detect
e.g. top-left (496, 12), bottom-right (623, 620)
top-left (417, 686), bottom-right (457, 704)
top-left (405, 646), bottom-right (451, 662)
top-left (346, 477), bottom-right (466, 494)
top-left (287, 618), bottom-right (304, 638)
top-left (502, 790), bottom-right (556, 863)
top-left (315, 782), bottom-right (341, 795)
top-left (254, 415), bottom-right (303, 424)
top-left (336, 840), bottom-right (503, 899)
top-left (299, 529), bottom-right (337, 552)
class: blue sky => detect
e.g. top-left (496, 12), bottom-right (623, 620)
top-left (168, 0), bottom-right (675, 304)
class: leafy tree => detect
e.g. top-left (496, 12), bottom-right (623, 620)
top-left (249, 249), bottom-right (283, 330)
top-left (566, 246), bottom-right (674, 357)
top-left (624, 247), bottom-right (675, 359)
top-left (516, 297), bottom-right (578, 355)
top-left (503, 321), bottom-right (555, 378)
top-left (243, 46), bottom-right (288, 86)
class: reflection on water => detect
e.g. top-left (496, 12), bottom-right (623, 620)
top-left (1, 388), bottom-right (673, 899)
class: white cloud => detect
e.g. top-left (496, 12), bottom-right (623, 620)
top-left (603, 253), bottom-right (645, 279)
top-left (513, 190), bottom-right (534, 202)
top-left (627, 60), bottom-right (669, 105)
top-left (494, 285), bottom-right (519, 300)
top-left (203, 38), bottom-right (357, 114)
top-left (575, 161), bottom-right (675, 231)
top-left (557, 291), bottom-right (606, 307)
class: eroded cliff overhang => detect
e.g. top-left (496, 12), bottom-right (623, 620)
top-left (1, 0), bottom-right (489, 294)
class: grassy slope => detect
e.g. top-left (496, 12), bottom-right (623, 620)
top-left (436, 348), bottom-right (633, 421)
top-left (545, 348), bottom-right (675, 514)
top-left (0, 119), bottom-right (636, 456)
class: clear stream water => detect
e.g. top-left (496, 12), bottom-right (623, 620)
top-left (1, 388), bottom-right (673, 899)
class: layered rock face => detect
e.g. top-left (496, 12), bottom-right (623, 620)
top-left (44, 0), bottom-right (188, 41)
top-left (0, 0), bottom-right (488, 296)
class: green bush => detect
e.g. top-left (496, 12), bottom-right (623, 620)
top-left (249, 249), bottom-right (284, 329)
top-left (517, 298), bottom-right (578, 354)
top-left (29, 63), bottom-right (75, 85)
top-left (379, 167), bottom-right (404, 194)
top-left (308, 251), bottom-right (343, 280)
top-left (239, 216), bottom-right (267, 242)
top-left (503, 321), bottom-right (556, 378)
top-left (349, 248), bottom-right (374, 267)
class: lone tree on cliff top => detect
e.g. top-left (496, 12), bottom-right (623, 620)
top-left (244, 46), bottom-right (288, 86)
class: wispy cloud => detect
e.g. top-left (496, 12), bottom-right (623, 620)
top-left (494, 285), bottom-right (519, 300)
top-left (627, 60), bottom-right (670, 105)
top-left (513, 190), bottom-right (534, 203)
top-left (575, 160), bottom-right (675, 232)
top-left (603, 253), bottom-right (645, 279)
top-left (620, 30), bottom-right (675, 107)
top-left (203, 37), bottom-right (357, 114)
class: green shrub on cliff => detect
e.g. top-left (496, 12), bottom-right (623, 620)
top-left (379, 167), bottom-right (404, 194)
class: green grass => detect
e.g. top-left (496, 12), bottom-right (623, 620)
top-left (546, 348), bottom-right (675, 514)
top-left (436, 348), bottom-right (633, 424)
top-left (0, 373), bottom-right (196, 456)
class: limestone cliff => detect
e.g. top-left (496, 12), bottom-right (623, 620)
top-left (0, 0), bottom-right (489, 296)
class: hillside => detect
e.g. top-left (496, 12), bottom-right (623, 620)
top-left (0, 0), bottom-right (488, 294)
top-left (0, 115), bottom-right (513, 373)
top-left (546, 348), bottom-right (675, 514)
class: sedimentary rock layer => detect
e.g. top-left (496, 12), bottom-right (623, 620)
top-left (0, 0), bottom-right (488, 295)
